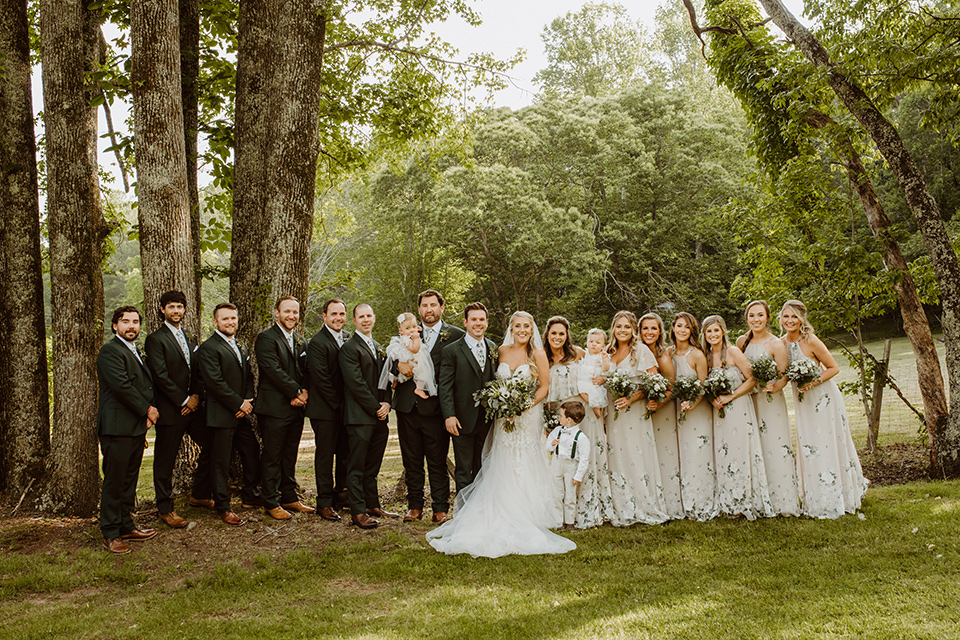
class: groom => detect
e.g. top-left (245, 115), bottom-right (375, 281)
top-left (439, 302), bottom-right (496, 495)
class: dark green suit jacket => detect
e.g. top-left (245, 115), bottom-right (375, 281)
top-left (144, 324), bottom-right (203, 427)
top-left (339, 333), bottom-right (390, 426)
top-left (254, 323), bottom-right (308, 419)
top-left (197, 332), bottom-right (255, 428)
top-left (392, 321), bottom-right (465, 415)
top-left (305, 325), bottom-right (350, 420)
top-left (96, 336), bottom-right (155, 437)
top-left (438, 335), bottom-right (496, 435)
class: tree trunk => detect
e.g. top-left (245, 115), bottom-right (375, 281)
top-left (869, 339), bottom-right (892, 453)
top-left (0, 0), bottom-right (51, 502)
top-left (131, 0), bottom-right (198, 334)
top-left (40, 0), bottom-right (109, 515)
top-left (805, 110), bottom-right (948, 465)
top-left (760, 0), bottom-right (960, 477)
top-left (180, 0), bottom-right (201, 320)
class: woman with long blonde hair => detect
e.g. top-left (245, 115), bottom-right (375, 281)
top-left (780, 300), bottom-right (867, 519)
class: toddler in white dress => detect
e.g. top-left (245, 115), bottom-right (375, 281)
top-left (577, 328), bottom-right (611, 419)
top-left (546, 401), bottom-right (590, 531)
top-left (381, 313), bottom-right (436, 399)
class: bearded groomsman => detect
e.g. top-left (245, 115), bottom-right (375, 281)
top-left (305, 298), bottom-right (351, 521)
top-left (195, 303), bottom-right (255, 525)
top-left (97, 306), bottom-right (159, 554)
top-left (393, 289), bottom-right (464, 523)
top-left (439, 302), bottom-right (497, 494)
top-left (255, 295), bottom-right (313, 520)
top-left (144, 290), bottom-right (205, 529)
top-left (340, 303), bottom-right (395, 529)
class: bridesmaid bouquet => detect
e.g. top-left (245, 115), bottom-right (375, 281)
top-left (473, 376), bottom-right (539, 432)
top-left (672, 376), bottom-right (704, 423)
top-left (636, 371), bottom-right (670, 419)
top-left (784, 358), bottom-right (822, 402)
top-left (702, 368), bottom-right (733, 419)
top-left (542, 402), bottom-right (561, 433)
top-left (603, 370), bottom-right (637, 420)
top-left (749, 354), bottom-right (781, 403)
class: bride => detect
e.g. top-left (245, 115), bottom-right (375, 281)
top-left (426, 311), bottom-right (577, 558)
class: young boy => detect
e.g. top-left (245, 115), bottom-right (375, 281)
top-left (546, 400), bottom-right (590, 531)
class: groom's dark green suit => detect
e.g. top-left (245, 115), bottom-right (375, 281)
top-left (438, 335), bottom-right (496, 492)
top-left (96, 336), bottom-right (155, 539)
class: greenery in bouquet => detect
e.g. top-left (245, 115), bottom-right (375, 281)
top-left (636, 371), bottom-right (670, 419)
top-left (784, 358), bottom-right (822, 402)
top-left (749, 354), bottom-right (781, 403)
top-left (703, 367), bottom-right (734, 418)
top-left (603, 369), bottom-right (637, 420)
top-left (542, 402), bottom-right (561, 433)
top-left (672, 375), bottom-right (704, 423)
top-left (473, 375), bottom-right (539, 432)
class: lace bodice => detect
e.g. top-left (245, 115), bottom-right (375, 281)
top-left (492, 363), bottom-right (543, 451)
top-left (496, 362), bottom-right (530, 380)
top-left (786, 338), bottom-right (809, 367)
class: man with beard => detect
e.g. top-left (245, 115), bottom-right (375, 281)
top-left (97, 306), bottom-right (158, 554)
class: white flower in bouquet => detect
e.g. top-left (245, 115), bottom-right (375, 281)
top-left (636, 371), bottom-right (670, 419)
top-left (672, 375), bottom-right (704, 423)
top-left (784, 358), bottom-right (822, 402)
top-left (473, 375), bottom-right (539, 432)
top-left (749, 354), bottom-right (781, 403)
top-left (703, 368), bottom-right (734, 419)
top-left (603, 369), bottom-right (637, 420)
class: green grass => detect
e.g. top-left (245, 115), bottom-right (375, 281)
top-left (2, 482), bottom-right (959, 639)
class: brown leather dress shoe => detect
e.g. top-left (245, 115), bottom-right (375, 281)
top-left (240, 497), bottom-right (265, 509)
top-left (189, 497), bottom-right (216, 510)
top-left (432, 511), bottom-right (451, 524)
top-left (318, 507), bottom-right (341, 522)
top-left (352, 513), bottom-right (379, 529)
top-left (159, 512), bottom-right (187, 529)
top-left (119, 528), bottom-right (158, 541)
top-left (281, 501), bottom-right (316, 514)
top-left (367, 507), bottom-right (399, 519)
top-left (103, 537), bottom-right (131, 554)
top-left (219, 510), bottom-right (243, 526)
top-left (265, 506), bottom-right (292, 520)
top-left (403, 509), bottom-right (423, 522)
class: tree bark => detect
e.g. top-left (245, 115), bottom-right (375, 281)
top-left (132, 0), bottom-right (198, 334)
top-left (759, 0), bottom-right (960, 477)
top-left (0, 0), bottom-right (50, 502)
top-left (180, 0), bottom-right (202, 322)
top-left (40, 0), bottom-right (110, 514)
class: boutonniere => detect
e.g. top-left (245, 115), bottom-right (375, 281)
top-left (376, 344), bottom-right (386, 360)
top-left (438, 326), bottom-right (451, 342)
top-left (490, 346), bottom-right (499, 365)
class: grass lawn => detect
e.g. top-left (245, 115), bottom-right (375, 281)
top-left (1, 334), bottom-right (956, 639)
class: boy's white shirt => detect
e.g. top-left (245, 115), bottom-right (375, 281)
top-left (546, 424), bottom-right (590, 482)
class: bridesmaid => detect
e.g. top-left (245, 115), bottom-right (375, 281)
top-left (639, 313), bottom-right (683, 520)
top-left (603, 311), bottom-right (667, 526)
top-left (542, 317), bottom-right (612, 529)
top-left (780, 300), bottom-right (868, 519)
top-left (736, 300), bottom-right (800, 517)
top-left (669, 312), bottom-right (716, 521)
top-left (703, 315), bottom-right (773, 520)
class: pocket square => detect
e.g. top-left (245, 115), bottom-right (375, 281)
top-left (300, 351), bottom-right (307, 357)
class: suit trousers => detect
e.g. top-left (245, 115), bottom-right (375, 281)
top-left (99, 434), bottom-right (146, 539)
top-left (552, 456), bottom-right (580, 525)
top-left (310, 414), bottom-right (348, 508)
top-left (345, 420), bottom-right (389, 516)
top-left (450, 421), bottom-right (491, 494)
top-left (259, 414), bottom-right (305, 509)
top-left (152, 411), bottom-right (205, 514)
top-left (192, 419), bottom-right (262, 504)
top-left (396, 407), bottom-right (450, 512)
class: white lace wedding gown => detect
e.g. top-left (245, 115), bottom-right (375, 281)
top-left (426, 363), bottom-right (576, 558)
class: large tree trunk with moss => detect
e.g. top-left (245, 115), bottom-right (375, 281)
top-left (40, 0), bottom-right (110, 514)
top-left (0, 0), bottom-right (51, 505)
top-left (180, 0), bottom-right (202, 317)
top-left (231, 0), bottom-right (325, 348)
top-left (132, 0), bottom-right (198, 335)
top-left (760, 0), bottom-right (960, 477)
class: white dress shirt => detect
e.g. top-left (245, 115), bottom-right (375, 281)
top-left (546, 424), bottom-right (590, 483)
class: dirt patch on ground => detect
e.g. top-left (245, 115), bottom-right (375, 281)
top-left (858, 443), bottom-right (932, 486)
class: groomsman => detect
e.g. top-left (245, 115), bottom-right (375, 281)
top-left (195, 303), bottom-right (255, 525)
top-left (339, 303), bottom-right (395, 529)
top-left (393, 289), bottom-right (464, 523)
top-left (439, 302), bottom-right (497, 493)
top-left (255, 295), bottom-right (313, 520)
top-left (144, 290), bottom-right (205, 529)
top-left (97, 306), bottom-right (158, 554)
top-left (305, 298), bottom-right (351, 521)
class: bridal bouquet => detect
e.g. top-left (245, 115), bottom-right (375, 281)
top-left (702, 368), bottom-right (734, 419)
top-left (604, 370), bottom-right (637, 420)
top-left (784, 358), bottom-right (822, 402)
top-left (636, 371), bottom-right (670, 419)
top-left (473, 375), bottom-right (539, 432)
top-left (672, 375), bottom-right (704, 423)
top-left (749, 354), bottom-right (781, 403)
